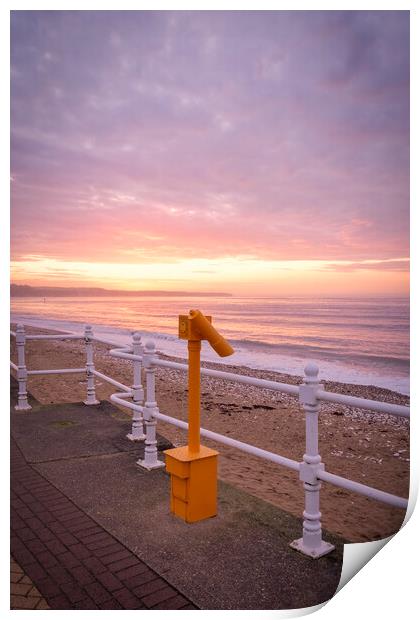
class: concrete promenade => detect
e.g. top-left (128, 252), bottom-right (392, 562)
top-left (10, 378), bottom-right (345, 610)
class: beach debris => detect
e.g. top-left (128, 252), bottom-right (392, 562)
top-left (253, 404), bottom-right (275, 410)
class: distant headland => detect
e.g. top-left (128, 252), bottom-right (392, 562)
top-left (10, 284), bottom-right (232, 298)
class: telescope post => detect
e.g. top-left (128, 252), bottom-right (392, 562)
top-left (164, 310), bottom-right (234, 523)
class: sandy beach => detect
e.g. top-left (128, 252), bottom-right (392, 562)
top-left (10, 325), bottom-right (410, 544)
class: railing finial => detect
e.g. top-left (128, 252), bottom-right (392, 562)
top-left (304, 362), bottom-right (319, 383)
top-left (145, 340), bottom-right (155, 353)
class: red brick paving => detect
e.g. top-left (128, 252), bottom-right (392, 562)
top-left (11, 438), bottom-right (197, 610)
top-left (10, 556), bottom-right (50, 609)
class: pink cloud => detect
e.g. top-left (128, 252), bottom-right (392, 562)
top-left (11, 11), bottom-right (409, 270)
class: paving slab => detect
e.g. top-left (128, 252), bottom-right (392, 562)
top-left (12, 396), bottom-right (171, 463)
top-left (11, 377), bottom-right (345, 610)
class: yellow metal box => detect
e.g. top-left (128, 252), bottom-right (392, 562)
top-left (172, 476), bottom-right (188, 501)
top-left (165, 454), bottom-right (190, 479)
top-left (164, 445), bottom-right (219, 523)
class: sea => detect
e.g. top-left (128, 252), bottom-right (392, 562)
top-left (10, 296), bottom-right (410, 395)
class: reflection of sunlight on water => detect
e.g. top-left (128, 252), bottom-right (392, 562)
top-left (11, 295), bottom-right (409, 395)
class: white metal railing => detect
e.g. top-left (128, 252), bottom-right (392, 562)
top-left (10, 323), bottom-right (410, 558)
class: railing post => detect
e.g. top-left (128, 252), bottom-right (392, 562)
top-left (290, 362), bottom-right (334, 558)
top-left (15, 324), bottom-right (31, 411)
top-left (138, 340), bottom-right (164, 470)
top-left (127, 332), bottom-right (146, 441)
top-left (83, 325), bottom-right (100, 405)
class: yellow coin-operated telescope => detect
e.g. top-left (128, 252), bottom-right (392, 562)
top-left (164, 310), bottom-right (234, 523)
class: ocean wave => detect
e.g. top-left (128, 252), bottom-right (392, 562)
top-left (11, 298), bottom-right (410, 395)
top-left (228, 337), bottom-right (408, 365)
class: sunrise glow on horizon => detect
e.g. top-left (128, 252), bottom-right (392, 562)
top-left (10, 256), bottom-right (409, 297)
top-left (11, 11), bottom-right (409, 297)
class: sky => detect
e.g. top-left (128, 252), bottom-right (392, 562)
top-left (10, 10), bottom-right (410, 296)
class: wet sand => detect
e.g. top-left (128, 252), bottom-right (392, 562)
top-left (10, 324), bottom-right (410, 543)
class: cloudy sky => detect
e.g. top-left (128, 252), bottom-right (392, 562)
top-left (10, 11), bottom-right (409, 295)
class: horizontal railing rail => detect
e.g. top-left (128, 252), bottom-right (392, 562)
top-left (92, 369), bottom-right (132, 393)
top-left (110, 391), bottom-right (301, 472)
top-left (25, 334), bottom-right (83, 341)
top-left (154, 358), bottom-right (301, 397)
top-left (151, 357), bottom-right (409, 418)
top-left (10, 322), bottom-right (410, 558)
top-left (318, 390), bottom-right (409, 418)
top-left (27, 368), bottom-right (86, 375)
top-left (316, 470), bottom-right (407, 509)
top-left (110, 391), bottom-right (407, 509)
top-left (105, 352), bottom-right (411, 419)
